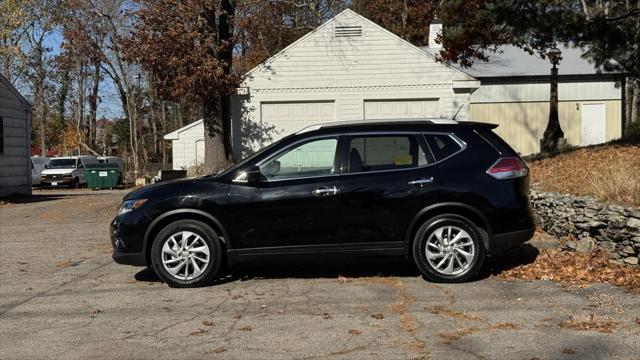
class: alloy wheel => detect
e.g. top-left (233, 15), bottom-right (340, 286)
top-left (161, 231), bottom-right (211, 281)
top-left (425, 225), bottom-right (475, 276)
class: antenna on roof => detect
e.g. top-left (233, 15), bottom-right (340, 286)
top-left (452, 104), bottom-right (464, 120)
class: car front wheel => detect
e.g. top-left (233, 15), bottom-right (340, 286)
top-left (412, 214), bottom-right (485, 283)
top-left (150, 219), bottom-right (222, 287)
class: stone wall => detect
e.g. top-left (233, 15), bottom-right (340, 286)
top-left (530, 189), bottom-right (640, 267)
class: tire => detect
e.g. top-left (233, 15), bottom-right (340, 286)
top-left (412, 214), bottom-right (485, 283)
top-left (150, 219), bottom-right (222, 288)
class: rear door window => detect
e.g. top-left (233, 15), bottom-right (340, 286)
top-left (424, 134), bottom-right (464, 161)
top-left (346, 134), bottom-right (429, 173)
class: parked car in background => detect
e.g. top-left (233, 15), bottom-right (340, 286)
top-left (41, 155), bottom-right (98, 188)
top-left (98, 156), bottom-right (125, 184)
top-left (111, 119), bottom-right (535, 287)
top-left (31, 156), bottom-right (50, 186)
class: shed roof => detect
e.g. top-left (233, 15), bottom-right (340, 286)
top-left (164, 119), bottom-right (203, 140)
top-left (0, 74), bottom-right (32, 108)
top-left (420, 44), bottom-right (614, 78)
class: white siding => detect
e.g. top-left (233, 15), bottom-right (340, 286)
top-left (0, 77), bottom-right (31, 197)
top-left (471, 79), bottom-right (622, 103)
top-left (232, 9), bottom-right (475, 158)
top-left (170, 121), bottom-right (205, 170)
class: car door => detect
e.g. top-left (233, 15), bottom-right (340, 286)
top-left (338, 133), bottom-right (439, 247)
top-left (227, 136), bottom-right (344, 250)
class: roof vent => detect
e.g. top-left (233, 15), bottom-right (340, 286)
top-left (335, 25), bottom-right (362, 38)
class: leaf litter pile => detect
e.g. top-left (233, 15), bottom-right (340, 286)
top-left (499, 248), bottom-right (640, 294)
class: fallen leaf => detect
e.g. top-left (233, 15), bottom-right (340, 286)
top-left (211, 347), bottom-right (227, 353)
top-left (189, 329), bottom-right (208, 336)
top-left (337, 275), bottom-right (351, 284)
top-left (348, 328), bottom-right (362, 335)
top-left (238, 325), bottom-right (252, 331)
top-left (202, 320), bottom-right (214, 326)
top-left (371, 313), bottom-right (385, 320)
top-left (562, 348), bottom-right (576, 355)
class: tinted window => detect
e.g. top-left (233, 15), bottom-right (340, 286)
top-left (424, 134), bottom-right (463, 161)
top-left (347, 135), bottom-right (428, 173)
top-left (260, 138), bottom-right (338, 180)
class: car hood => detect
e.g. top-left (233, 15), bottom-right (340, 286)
top-left (41, 168), bottom-right (75, 175)
top-left (123, 176), bottom-right (222, 201)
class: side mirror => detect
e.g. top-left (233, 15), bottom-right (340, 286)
top-left (245, 166), bottom-right (263, 184)
top-left (44, 165), bottom-right (49, 169)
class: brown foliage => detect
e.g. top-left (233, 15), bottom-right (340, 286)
top-left (528, 144), bottom-right (640, 206)
top-left (499, 249), bottom-right (640, 294)
top-left (559, 314), bottom-right (618, 333)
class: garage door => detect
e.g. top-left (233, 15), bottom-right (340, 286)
top-left (364, 99), bottom-right (439, 120)
top-left (261, 101), bottom-right (335, 139)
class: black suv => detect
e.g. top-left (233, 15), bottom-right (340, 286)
top-left (111, 119), bottom-right (534, 287)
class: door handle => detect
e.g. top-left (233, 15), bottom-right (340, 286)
top-left (408, 177), bottom-right (434, 187)
top-left (311, 186), bottom-right (339, 197)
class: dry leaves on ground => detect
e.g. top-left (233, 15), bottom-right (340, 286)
top-left (559, 314), bottom-right (618, 333)
top-left (499, 249), bottom-right (640, 294)
top-left (348, 328), bottom-right (362, 335)
top-left (337, 275), bottom-right (351, 284)
top-left (202, 320), bottom-right (214, 326)
top-left (237, 325), bottom-right (252, 331)
top-left (211, 347), bottom-right (227, 353)
top-left (371, 313), bottom-right (385, 320)
top-left (528, 144), bottom-right (640, 206)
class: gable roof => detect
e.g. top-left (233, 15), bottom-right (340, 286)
top-left (421, 44), bottom-right (615, 78)
top-left (164, 119), bottom-right (203, 140)
top-left (244, 8), bottom-right (475, 81)
top-left (0, 74), bottom-right (31, 109)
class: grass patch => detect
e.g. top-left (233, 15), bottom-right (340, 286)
top-left (527, 143), bottom-right (640, 206)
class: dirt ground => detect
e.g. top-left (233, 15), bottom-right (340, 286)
top-left (1, 190), bottom-right (639, 360)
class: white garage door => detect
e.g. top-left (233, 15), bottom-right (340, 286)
top-left (261, 101), bottom-right (335, 139)
top-left (365, 99), bottom-right (439, 120)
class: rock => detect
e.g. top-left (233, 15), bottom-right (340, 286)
top-left (575, 238), bottom-right (596, 253)
top-left (627, 218), bottom-right (640, 229)
top-left (623, 256), bottom-right (639, 266)
top-left (622, 246), bottom-right (635, 255)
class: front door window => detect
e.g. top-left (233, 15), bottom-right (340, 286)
top-left (260, 138), bottom-right (338, 180)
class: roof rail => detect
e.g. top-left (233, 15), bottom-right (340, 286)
top-left (296, 118), bottom-right (458, 134)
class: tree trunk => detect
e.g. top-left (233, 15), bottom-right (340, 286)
top-left (541, 65), bottom-right (565, 153)
top-left (631, 78), bottom-right (640, 127)
top-left (203, 98), bottom-right (232, 174)
top-left (88, 60), bottom-right (101, 148)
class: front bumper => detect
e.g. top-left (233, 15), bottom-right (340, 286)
top-left (110, 217), bottom-right (147, 266)
top-left (491, 226), bottom-right (535, 254)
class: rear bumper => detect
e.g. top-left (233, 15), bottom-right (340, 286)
top-left (491, 226), bottom-right (535, 254)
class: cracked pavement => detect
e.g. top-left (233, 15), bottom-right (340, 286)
top-left (1, 190), bottom-right (639, 359)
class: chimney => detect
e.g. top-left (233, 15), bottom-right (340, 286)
top-left (428, 17), bottom-right (442, 49)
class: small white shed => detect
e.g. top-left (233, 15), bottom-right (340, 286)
top-left (164, 119), bottom-right (205, 170)
top-left (0, 74), bottom-right (32, 197)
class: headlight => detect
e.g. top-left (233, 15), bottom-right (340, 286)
top-left (117, 199), bottom-right (147, 215)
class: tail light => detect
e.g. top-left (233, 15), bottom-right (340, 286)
top-left (486, 157), bottom-right (528, 179)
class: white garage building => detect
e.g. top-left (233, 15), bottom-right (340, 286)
top-left (231, 9), bottom-right (479, 158)
top-left (164, 119), bottom-right (205, 170)
top-left (167, 9), bottom-right (623, 165)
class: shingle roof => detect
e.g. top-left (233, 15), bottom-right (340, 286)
top-left (420, 44), bottom-right (614, 78)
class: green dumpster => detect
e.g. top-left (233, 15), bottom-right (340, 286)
top-left (86, 163), bottom-right (121, 189)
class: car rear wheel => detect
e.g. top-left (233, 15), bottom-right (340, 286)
top-left (412, 214), bottom-right (485, 283)
top-left (151, 220), bottom-right (222, 287)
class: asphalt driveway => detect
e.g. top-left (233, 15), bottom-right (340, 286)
top-left (0, 190), bottom-right (639, 359)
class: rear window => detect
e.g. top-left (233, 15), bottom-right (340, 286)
top-left (424, 134), bottom-right (463, 161)
top-left (476, 129), bottom-right (517, 156)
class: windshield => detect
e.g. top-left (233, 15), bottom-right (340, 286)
top-left (48, 159), bottom-right (77, 168)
